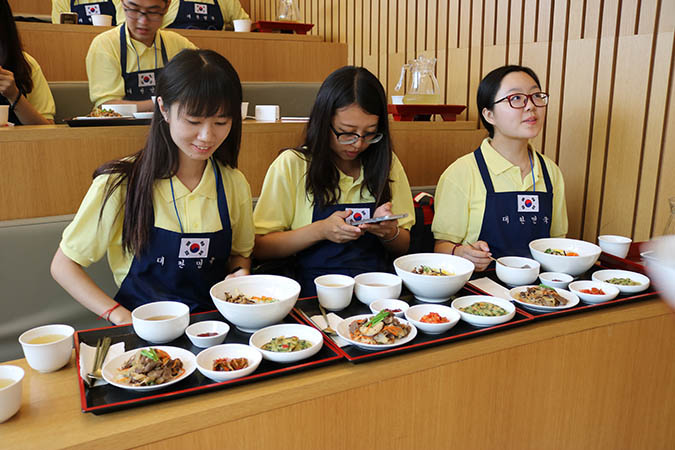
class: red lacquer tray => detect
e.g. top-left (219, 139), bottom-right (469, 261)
top-left (388, 104), bottom-right (466, 121)
top-left (252, 20), bottom-right (314, 34)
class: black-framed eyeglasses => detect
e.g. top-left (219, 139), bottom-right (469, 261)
top-left (493, 92), bottom-right (549, 108)
top-left (122, 1), bottom-right (166, 21)
top-left (330, 125), bottom-right (384, 145)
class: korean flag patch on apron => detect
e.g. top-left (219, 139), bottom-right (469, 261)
top-left (86, 4), bottom-right (101, 15)
top-left (138, 72), bottom-right (156, 87)
top-left (179, 238), bottom-right (210, 258)
top-left (195, 3), bottom-right (208, 14)
top-left (517, 194), bottom-right (539, 213)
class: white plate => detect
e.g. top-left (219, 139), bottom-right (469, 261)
top-left (133, 112), bottom-right (154, 119)
top-left (73, 115), bottom-right (132, 120)
top-left (102, 346), bottom-right (196, 391)
top-left (336, 314), bottom-right (417, 351)
top-left (591, 269), bottom-right (650, 294)
top-left (509, 285), bottom-right (580, 312)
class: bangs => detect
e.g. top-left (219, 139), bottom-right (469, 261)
top-left (174, 70), bottom-right (239, 119)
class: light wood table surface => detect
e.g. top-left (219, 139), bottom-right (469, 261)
top-left (1, 299), bottom-right (673, 449)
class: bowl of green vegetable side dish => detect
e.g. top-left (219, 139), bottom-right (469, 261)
top-left (451, 295), bottom-right (516, 327)
top-left (249, 324), bottom-right (323, 363)
top-left (529, 238), bottom-right (601, 276)
top-left (393, 253), bottom-right (475, 303)
top-left (591, 269), bottom-right (650, 294)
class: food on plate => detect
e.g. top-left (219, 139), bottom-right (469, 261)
top-left (383, 308), bottom-right (402, 313)
top-left (580, 287), bottom-right (606, 295)
top-left (197, 332), bottom-right (218, 337)
top-left (605, 277), bottom-right (640, 286)
top-left (544, 248), bottom-right (579, 256)
top-left (459, 301), bottom-right (508, 317)
top-left (87, 107), bottom-right (123, 118)
top-left (223, 292), bottom-right (278, 304)
top-left (213, 357), bottom-right (249, 372)
top-left (116, 348), bottom-right (184, 386)
top-left (517, 286), bottom-right (568, 307)
top-left (261, 336), bottom-right (312, 352)
top-left (420, 312), bottom-right (450, 323)
top-left (348, 310), bottom-right (411, 345)
top-left (412, 265), bottom-right (454, 276)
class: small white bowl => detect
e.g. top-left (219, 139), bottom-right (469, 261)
top-left (568, 280), bottom-right (620, 304)
top-left (495, 256), bottom-right (540, 286)
top-left (314, 274), bottom-right (354, 311)
top-left (353, 272), bottom-right (402, 305)
top-left (529, 238), bottom-right (601, 276)
top-left (538, 272), bottom-right (574, 289)
top-left (18, 324), bottom-right (74, 373)
top-left (393, 253), bottom-right (475, 303)
top-left (451, 296), bottom-right (516, 327)
top-left (405, 304), bottom-right (460, 334)
top-left (509, 286), bottom-right (580, 312)
top-left (598, 235), bottom-right (632, 259)
top-left (132, 301), bottom-right (190, 344)
top-left (249, 324), bottom-right (323, 363)
top-left (195, 343), bottom-right (262, 383)
top-left (185, 321), bottom-right (230, 348)
top-left (591, 269), bottom-right (650, 294)
top-left (369, 299), bottom-right (410, 318)
top-left (0, 365), bottom-right (24, 423)
top-left (104, 104), bottom-right (137, 116)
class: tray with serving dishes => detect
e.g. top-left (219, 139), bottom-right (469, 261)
top-left (66, 116), bottom-right (151, 127)
top-left (74, 310), bottom-right (342, 415)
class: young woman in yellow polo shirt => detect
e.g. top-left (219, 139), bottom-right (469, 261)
top-left (51, 49), bottom-right (254, 325)
top-left (433, 65), bottom-right (568, 271)
top-left (0, 0), bottom-right (55, 125)
top-left (51, 0), bottom-right (125, 25)
top-left (253, 66), bottom-right (415, 296)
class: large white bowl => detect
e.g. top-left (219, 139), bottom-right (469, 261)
top-left (104, 104), bottom-right (137, 116)
top-left (568, 280), bottom-right (620, 304)
top-left (509, 285), bottom-right (580, 312)
top-left (393, 253), bottom-right (475, 303)
top-left (195, 344), bottom-right (262, 382)
top-left (249, 324), bottom-right (323, 363)
top-left (405, 304), bottom-right (460, 334)
top-left (336, 314), bottom-right (417, 350)
top-left (529, 238), bottom-right (601, 276)
top-left (591, 269), bottom-right (650, 294)
top-left (132, 301), bottom-right (190, 344)
top-left (210, 275), bottom-right (300, 333)
top-left (185, 321), bottom-right (230, 348)
top-left (495, 256), bottom-right (540, 286)
top-left (18, 324), bottom-right (74, 373)
top-left (353, 272), bottom-right (402, 305)
top-left (0, 365), bottom-right (24, 423)
top-left (451, 295), bottom-right (515, 327)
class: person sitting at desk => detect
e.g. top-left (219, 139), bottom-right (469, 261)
top-left (163, 0), bottom-right (249, 30)
top-left (85, 0), bottom-right (196, 112)
top-left (0, 0), bottom-right (55, 125)
top-left (51, 0), bottom-right (125, 25)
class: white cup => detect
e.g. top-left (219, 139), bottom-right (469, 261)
top-left (151, 96), bottom-right (157, 104)
top-left (241, 102), bottom-right (249, 120)
top-left (255, 105), bottom-right (280, 122)
top-left (314, 274), bottom-right (355, 311)
top-left (0, 365), bottom-right (24, 423)
top-left (598, 235), bottom-right (632, 259)
top-left (91, 14), bottom-right (112, 26)
top-left (391, 95), bottom-right (404, 105)
top-left (0, 105), bottom-right (8, 126)
top-left (18, 324), bottom-right (74, 373)
top-left (233, 19), bottom-right (252, 32)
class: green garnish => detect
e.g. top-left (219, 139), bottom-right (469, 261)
top-left (366, 310), bottom-right (389, 327)
top-left (539, 283), bottom-right (555, 290)
top-left (141, 348), bottom-right (159, 361)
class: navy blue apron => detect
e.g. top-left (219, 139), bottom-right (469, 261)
top-left (70, 0), bottom-right (117, 25)
top-left (474, 147), bottom-right (554, 259)
top-left (296, 202), bottom-right (390, 297)
top-left (120, 25), bottom-right (168, 101)
top-left (167, 0), bottom-right (225, 30)
top-left (115, 158), bottom-right (233, 312)
top-left (0, 95), bottom-right (21, 126)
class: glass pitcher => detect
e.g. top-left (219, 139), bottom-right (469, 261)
top-left (277, 0), bottom-right (301, 22)
top-left (397, 55), bottom-right (441, 105)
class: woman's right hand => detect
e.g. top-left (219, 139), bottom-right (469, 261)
top-left (320, 210), bottom-right (363, 244)
top-left (455, 240), bottom-right (492, 271)
top-left (0, 66), bottom-right (20, 100)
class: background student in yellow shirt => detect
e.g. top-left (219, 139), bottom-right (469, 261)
top-left (51, 49), bottom-right (253, 325)
top-left (433, 65), bottom-right (568, 271)
top-left (163, 0), bottom-right (249, 30)
top-left (85, 0), bottom-right (196, 112)
top-left (51, 0), bottom-right (125, 25)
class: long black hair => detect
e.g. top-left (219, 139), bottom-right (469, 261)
top-left (95, 49), bottom-right (243, 255)
top-left (298, 66), bottom-right (393, 208)
top-left (477, 65), bottom-right (541, 137)
top-left (0, 0), bottom-right (34, 94)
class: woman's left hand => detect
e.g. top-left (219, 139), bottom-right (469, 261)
top-left (0, 66), bottom-right (20, 100)
top-left (359, 202), bottom-right (399, 241)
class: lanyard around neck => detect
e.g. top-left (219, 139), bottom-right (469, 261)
top-left (127, 28), bottom-right (158, 72)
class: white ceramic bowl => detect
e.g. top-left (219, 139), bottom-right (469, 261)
top-left (568, 280), bottom-right (620, 304)
top-left (336, 314), bottom-right (417, 350)
top-left (393, 253), bottom-right (475, 303)
top-left (185, 321), bottom-right (230, 348)
top-left (451, 295), bottom-right (515, 327)
top-left (195, 343), bottom-right (262, 382)
top-left (538, 272), bottom-right (574, 289)
top-left (18, 324), bottom-right (74, 373)
top-left (104, 104), bottom-right (137, 116)
top-left (0, 365), bottom-right (24, 423)
top-left (210, 275), bottom-right (300, 333)
top-left (133, 112), bottom-right (153, 119)
top-left (529, 238), bottom-right (601, 276)
top-left (405, 304), bottom-right (460, 334)
top-left (369, 299), bottom-right (410, 318)
top-left (509, 286), bottom-right (580, 311)
top-left (598, 235), bottom-right (632, 259)
top-left (249, 324), bottom-right (323, 363)
top-left (643, 235), bottom-right (675, 309)
top-left (314, 274), bottom-right (354, 311)
top-left (132, 301), bottom-right (190, 344)
top-left (353, 272), bottom-right (402, 305)
top-left (591, 269), bottom-right (650, 294)
top-left (495, 256), bottom-right (540, 286)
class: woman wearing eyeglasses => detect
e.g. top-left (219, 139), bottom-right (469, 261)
top-left (253, 66), bottom-right (415, 296)
top-left (51, 0), bottom-right (125, 25)
top-left (432, 65), bottom-right (568, 271)
top-left (85, 0), bottom-right (196, 112)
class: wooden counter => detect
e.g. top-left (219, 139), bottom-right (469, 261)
top-left (16, 22), bottom-right (347, 82)
top-left (0, 121), bottom-right (485, 221)
top-left (1, 300), bottom-right (673, 449)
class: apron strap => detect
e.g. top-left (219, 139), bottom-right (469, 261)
top-left (535, 152), bottom-right (554, 193)
top-left (473, 147), bottom-right (495, 194)
top-left (119, 25), bottom-right (128, 77)
top-left (158, 33), bottom-right (169, 66)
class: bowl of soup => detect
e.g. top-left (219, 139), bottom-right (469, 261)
top-left (132, 301), bottom-right (190, 344)
top-left (18, 324), bottom-right (74, 372)
top-left (353, 272), bottom-right (402, 305)
top-left (0, 365), bottom-right (24, 422)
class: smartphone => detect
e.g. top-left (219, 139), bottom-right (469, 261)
top-left (349, 213), bottom-right (408, 226)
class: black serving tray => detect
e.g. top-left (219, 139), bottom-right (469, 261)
top-left (66, 117), bottom-right (151, 127)
top-left (74, 310), bottom-right (342, 415)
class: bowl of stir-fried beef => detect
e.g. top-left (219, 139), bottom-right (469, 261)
top-left (196, 343), bottom-right (262, 382)
top-left (394, 253), bottom-right (474, 303)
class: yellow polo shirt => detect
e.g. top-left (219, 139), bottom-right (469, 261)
top-left (432, 138), bottom-right (568, 244)
top-left (23, 53), bottom-right (55, 121)
top-left (253, 149), bottom-right (415, 234)
top-left (51, 0), bottom-right (125, 25)
top-left (162, 0), bottom-right (250, 29)
top-left (85, 24), bottom-right (196, 107)
top-left (60, 161), bottom-right (254, 287)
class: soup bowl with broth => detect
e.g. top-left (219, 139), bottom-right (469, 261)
top-left (18, 324), bottom-right (74, 372)
top-left (0, 365), bottom-right (24, 422)
top-left (353, 272), bottom-right (402, 305)
top-left (132, 301), bottom-right (190, 344)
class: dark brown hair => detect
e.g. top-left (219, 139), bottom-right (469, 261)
top-left (0, 0), bottom-right (34, 94)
